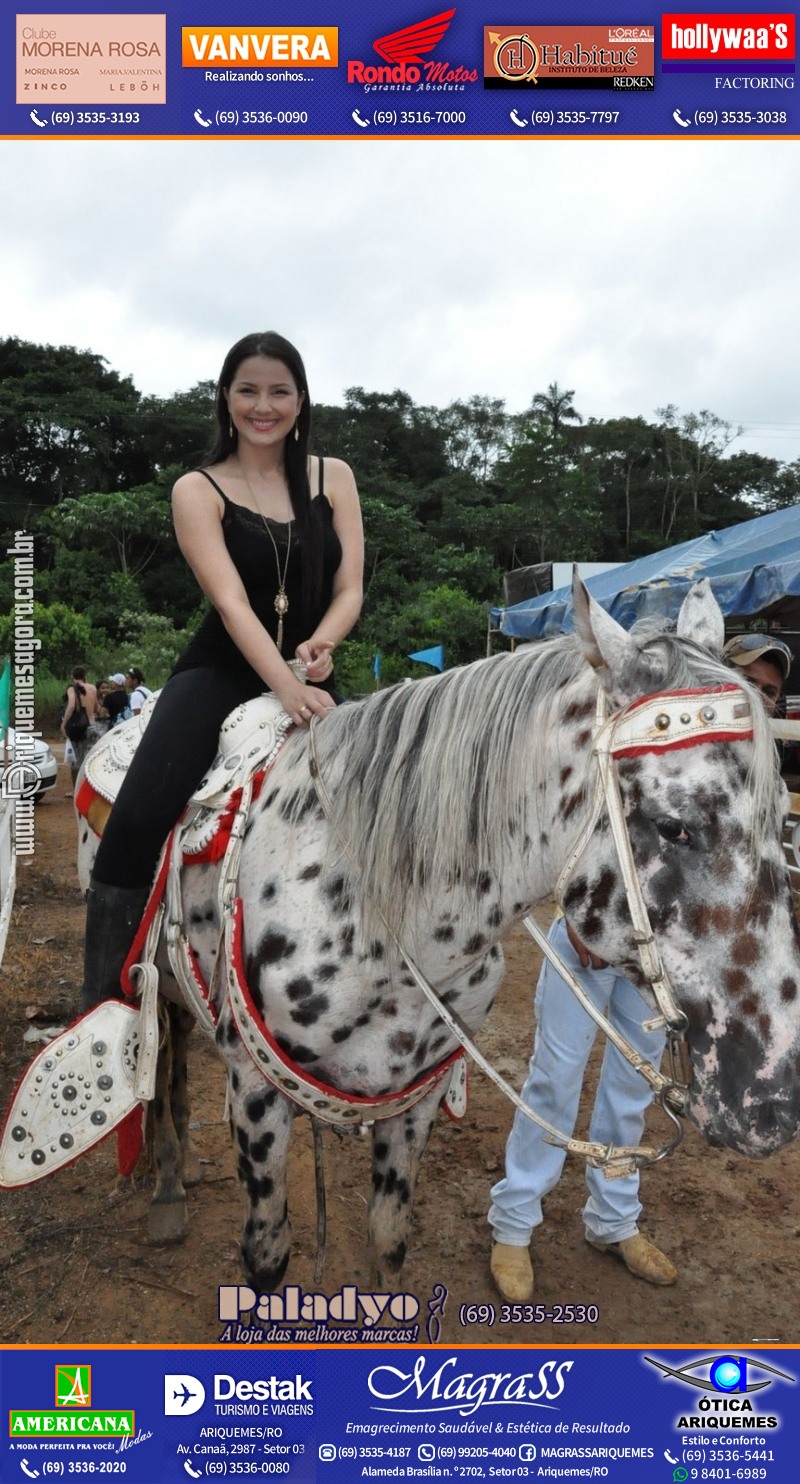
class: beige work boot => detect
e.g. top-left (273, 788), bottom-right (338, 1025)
top-left (490, 1242), bottom-right (534, 1303)
top-left (586, 1233), bottom-right (677, 1286)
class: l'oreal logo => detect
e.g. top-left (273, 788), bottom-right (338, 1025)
top-left (368, 1355), bottom-right (573, 1418)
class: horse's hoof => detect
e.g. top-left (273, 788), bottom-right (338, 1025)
top-left (182, 1143), bottom-right (203, 1187)
top-left (147, 1199), bottom-right (188, 1246)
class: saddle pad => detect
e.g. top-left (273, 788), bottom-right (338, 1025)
top-left (0, 1003), bottom-right (143, 1187)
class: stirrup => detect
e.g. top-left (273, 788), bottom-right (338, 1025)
top-left (0, 1003), bottom-right (143, 1187)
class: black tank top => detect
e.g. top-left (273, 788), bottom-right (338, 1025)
top-left (172, 459), bottom-right (342, 683)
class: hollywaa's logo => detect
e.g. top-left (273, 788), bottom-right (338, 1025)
top-left (645, 1352), bottom-right (795, 1430)
top-left (347, 8), bottom-right (478, 92)
top-left (368, 1355), bottom-right (573, 1418)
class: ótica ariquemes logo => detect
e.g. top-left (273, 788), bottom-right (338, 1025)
top-left (645, 1352), bottom-right (795, 1430)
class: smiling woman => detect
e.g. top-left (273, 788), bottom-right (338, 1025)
top-left (79, 329), bottom-right (364, 1019)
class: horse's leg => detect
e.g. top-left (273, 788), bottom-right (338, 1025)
top-left (218, 1007), bottom-right (294, 1291)
top-left (166, 1003), bottom-right (203, 1187)
top-left (147, 1010), bottom-right (189, 1245)
top-left (369, 1087), bottom-right (446, 1288)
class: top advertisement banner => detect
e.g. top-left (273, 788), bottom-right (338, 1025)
top-left (2, 0), bottom-right (798, 136)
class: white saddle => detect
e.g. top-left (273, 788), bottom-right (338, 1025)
top-left (85, 687), bottom-right (298, 812)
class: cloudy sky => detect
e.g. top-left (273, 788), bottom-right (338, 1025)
top-left (1, 139), bottom-right (798, 464)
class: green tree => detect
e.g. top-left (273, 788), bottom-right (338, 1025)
top-left (0, 601), bottom-right (92, 679)
top-left (0, 337), bottom-right (145, 526)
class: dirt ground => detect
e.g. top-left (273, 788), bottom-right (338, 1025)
top-left (2, 746), bottom-right (800, 1350)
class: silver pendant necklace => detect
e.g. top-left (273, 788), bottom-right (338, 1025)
top-left (237, 459), bottom-right (292, 653)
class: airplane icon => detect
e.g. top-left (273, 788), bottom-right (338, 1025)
top-left (164, 1375), bottom-right (205, 1415)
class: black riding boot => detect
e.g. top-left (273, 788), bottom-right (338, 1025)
top-left (80, 878), bottom-right (150, 1012)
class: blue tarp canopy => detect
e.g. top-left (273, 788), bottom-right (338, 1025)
top-left (493, 503), bottom-right (800, 639)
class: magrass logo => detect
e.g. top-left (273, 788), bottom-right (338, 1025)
top-left (645, 1352), bottom-right (795, 1430)
top-left (347, 8), bottom-right (478, 92)
top-left (10, 1364), bottom-right (134, 1438)
top-left (56, 1364), bottom-right (91, 1408)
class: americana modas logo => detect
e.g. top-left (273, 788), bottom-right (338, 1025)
top-left (56, 1364), bottom-right (91, 1408)
top-left (347, 8), bottom-right (478, 91)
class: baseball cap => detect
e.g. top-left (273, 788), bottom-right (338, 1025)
top-left (109, 672), bottom-right (126, 685)
top-left (722, 633), bottom-right (792, 680)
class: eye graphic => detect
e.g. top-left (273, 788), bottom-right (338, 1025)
top-left (644, 1354), bottom-right (795, 1394)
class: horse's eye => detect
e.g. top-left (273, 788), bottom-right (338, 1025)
top-left (656, 815), bottom-right (691, 845)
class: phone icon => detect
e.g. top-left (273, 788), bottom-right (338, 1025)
top-left (510, 109), bottom-right (528, 128)
top-left (21, 1463), bottom-right (41, 1479)
top-left (183, 1464), bottom-right (202, 1480)
top-left (673, 108), bottom-right (691, 128)
top-left (665, 1452), bottom-right (679, 1465)
top-left (352, 109), bottom-right (370, 128)
top-left (29, 109), bottom-right (47, 128)
top-left (194, 109), bottom-right (211, 128)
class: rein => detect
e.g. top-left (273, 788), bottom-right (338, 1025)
top-left (307, 680), bottom-right (754, 1176)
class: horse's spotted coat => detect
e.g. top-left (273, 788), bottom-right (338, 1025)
top-left (76, 580), bottom-right (800, 1287)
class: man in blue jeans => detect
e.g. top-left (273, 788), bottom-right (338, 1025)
top-left (487, 915), bottom-right (677, 1302)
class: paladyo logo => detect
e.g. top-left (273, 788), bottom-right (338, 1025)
top-left (347, 8), bottom-right (478, 91)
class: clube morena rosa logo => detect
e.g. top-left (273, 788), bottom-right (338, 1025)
top-left (347, 7), bottom-right (478, 92)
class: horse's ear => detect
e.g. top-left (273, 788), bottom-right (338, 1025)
top-left (675, 578), bottom-right (725, 653)
top-left (572, 574), bottom-right (638, 697)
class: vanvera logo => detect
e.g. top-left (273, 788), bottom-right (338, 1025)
top-left (367, 1356), bottom-right (574, 1418)
top-left (181, 27), bottom-right (338, 68)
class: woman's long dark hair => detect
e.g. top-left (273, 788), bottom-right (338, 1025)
top-left (206, 331), bottom-right (322, 616)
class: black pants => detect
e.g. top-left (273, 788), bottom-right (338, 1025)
top-left (93, 666), bottom-right (265, 889)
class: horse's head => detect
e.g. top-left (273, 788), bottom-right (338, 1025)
top-left (564, 577), bottom-right (800, 1156)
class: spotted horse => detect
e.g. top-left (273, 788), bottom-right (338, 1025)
top-left (5, 578), bottom-right (800, 1292)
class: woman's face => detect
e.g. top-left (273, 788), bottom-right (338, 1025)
top-left (225, 355), bottom-right (304, 451)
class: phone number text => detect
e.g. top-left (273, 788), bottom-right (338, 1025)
top-left (459, 1303), bottom-right (599, 1326)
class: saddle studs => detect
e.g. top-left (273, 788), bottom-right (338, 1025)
top-left (97, 1076), bottom-right (113, 1091)
top-left (92, 1041), bottom-right (107, 1056)
top-left (11, 1126), bottom-right (25, 1142)
top-left (701, 705), bottom-right (717, 723)
top-left (60, 1134), bottom-right (74, 1149)
top-left (680, 712), bottom-right (691, 724)
top-left (654, 713), bottom-right (671, 730)
top-left (31, 1149), bottom-right (46, 1166)
top-left (90, 1110), bottom-right (107, 1126)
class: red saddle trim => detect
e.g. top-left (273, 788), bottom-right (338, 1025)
top-left (184, 770), bottom-right (267, 866)
top-left (229, 898), bottom-right (463, 1111)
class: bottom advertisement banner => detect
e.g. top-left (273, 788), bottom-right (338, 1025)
top-left (1, 1344), bottom-right (797, 1483)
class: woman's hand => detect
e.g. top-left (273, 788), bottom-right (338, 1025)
top-left (295, 639), bottom-right (335, 685)
top-left (275, 676), bottom-right (336, 729)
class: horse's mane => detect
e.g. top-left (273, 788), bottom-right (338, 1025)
top-left (307, 622), bottom-right (781, 942)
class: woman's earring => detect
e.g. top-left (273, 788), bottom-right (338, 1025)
top-left (294, 420), bottom-right (300, 442)
top-left (229, 418), bottom-right (235, 439)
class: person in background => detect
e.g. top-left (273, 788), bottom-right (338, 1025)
top-left (103, 673), bottom-right (132, 728)
top-left (60, 666), bottom-right (98, 791)
top-left (94, 681), bottom-right (111, 735)
top-left (721, 632), bottom-right (791, 716)
top-left (125, 667), bottom-right (153, 716)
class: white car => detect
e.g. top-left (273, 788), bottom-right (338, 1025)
top-left (2, 728), bottom-right (59, 801)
